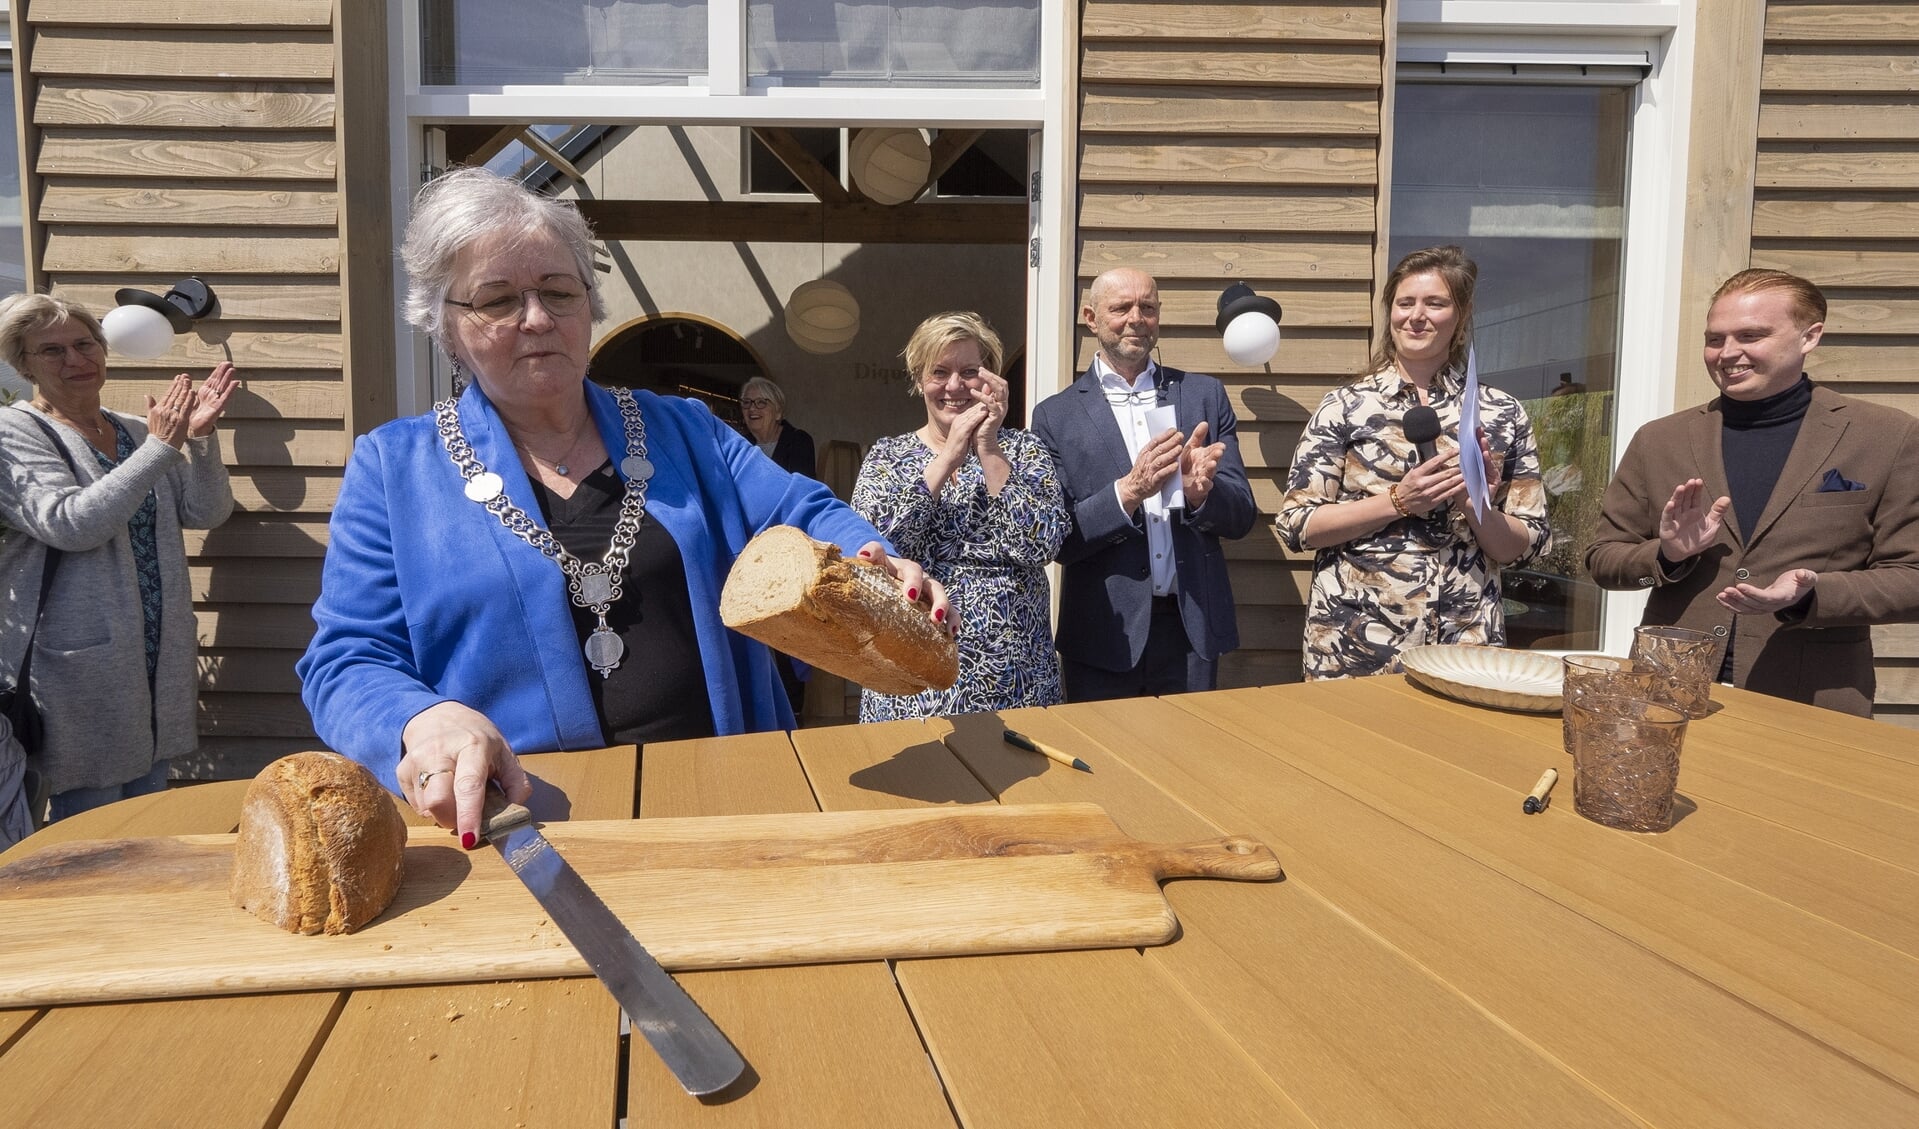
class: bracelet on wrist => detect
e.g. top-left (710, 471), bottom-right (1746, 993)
top-left (1389, 483), bottom-right (1413, 518)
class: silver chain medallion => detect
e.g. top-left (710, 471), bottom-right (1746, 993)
top-left (437, 389), bottom-right (651, 678)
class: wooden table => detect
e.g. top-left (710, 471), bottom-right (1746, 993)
top-left (3, 677), bottom-right (1916, 1128)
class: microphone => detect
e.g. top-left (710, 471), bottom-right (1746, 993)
top-left (1403, 405), bottom-right (1442, 465)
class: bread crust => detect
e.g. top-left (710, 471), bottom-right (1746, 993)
top-left (721, 526), bottom-right (959, 696)
top-left (230, 751), bottom-right (408, 935)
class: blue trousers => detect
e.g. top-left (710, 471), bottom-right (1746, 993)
top-left (49, 759), bottom-right (171, 822)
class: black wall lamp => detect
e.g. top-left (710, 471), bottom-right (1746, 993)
top-left (102, 277), bottom-right (218, 360)
top-left (1216, 282), bottom-right (1283, 367)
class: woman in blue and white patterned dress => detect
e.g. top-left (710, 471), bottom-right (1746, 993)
top-left (852, 312), bottom-right (1067, 721)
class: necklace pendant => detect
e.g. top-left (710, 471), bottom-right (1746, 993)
top-left (555, 462), bottom-right (570, 476)
top-left (575, 569), bottom-right (614, 607)
top-left (464, 471), bottom-right (504, 502)
top-left (584, 625), bottom-right (624, 678)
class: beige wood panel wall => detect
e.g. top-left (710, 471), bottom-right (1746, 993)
top-left (1748, 1), bottom-right (1919, 728)
top-left (10, 0), bottom-right (384, 774)
top-left (1075, 1), bottom-right (1386, 687)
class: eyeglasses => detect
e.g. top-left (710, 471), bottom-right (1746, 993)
top-left (444, 281), bottom-right (588, 325)
top-left (740, 398), bottom-right (775, 410)
top-left (28, 338), bottom-right (104, 364)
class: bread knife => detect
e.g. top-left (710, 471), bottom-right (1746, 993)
top-left (481, 790), bottom-right (746, 1096)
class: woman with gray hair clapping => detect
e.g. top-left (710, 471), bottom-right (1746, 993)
top-left (0, 292), bottom-right (236, 844)
top-left (297, 167), bottom-right (947, 849)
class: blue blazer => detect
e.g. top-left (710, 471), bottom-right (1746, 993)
top-left (297, 381), bottom-right (886, 792)
top-left (1030, 362), bottom-right (1256, 671)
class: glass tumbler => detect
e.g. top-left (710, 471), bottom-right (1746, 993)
top-left (1561, 654), bottom-right (1666, 753)
top-left (1629, 625), bottom-right (1717, 719)
top-left (1569, 695), bottom-right (1688, 832)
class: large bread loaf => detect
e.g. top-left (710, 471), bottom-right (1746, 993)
top-left (230, 751), bottom-right (407, 936)
top-left (721, 525), bottom-right (959, 696)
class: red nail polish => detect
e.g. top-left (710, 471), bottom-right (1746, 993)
top-left (907, 587), bottom-right (919, 602)
top-left (934, 607), bottom-right (946, 623)
top-left (858, 549), bottom-right (874, 559)
top-left (461, 831), bottom-right (477, 850)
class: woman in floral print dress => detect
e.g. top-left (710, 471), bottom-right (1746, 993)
top-left (1275, 246), bottom-right (1551, 680)
top-left (852, 312), bottom-right (1068, 720)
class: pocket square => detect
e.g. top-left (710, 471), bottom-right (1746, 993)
top-left (1819, 468), bottom-right (1867, 492)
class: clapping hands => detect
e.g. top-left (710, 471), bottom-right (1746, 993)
top-left (1659, 479), bottom-right (1731, 561)
top-left (145, 361), bottom-right (239, 449)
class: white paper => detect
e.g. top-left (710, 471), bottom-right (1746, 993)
top-left (1143, 404), bottom-right (1186, 512)
top-left (1458, 346), bottom-right (1489, 522)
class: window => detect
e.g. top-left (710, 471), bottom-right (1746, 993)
top-left (0, 33), bottom-right (27, 401)
top-left (1393, 1), bottom-right (1691, 653)
top-left (746, 0), bottom-right (1040, 88)
top-left (421, 0), bottom-right (709, 86)
top-left (1391, 80), bottom-right (1632, 650)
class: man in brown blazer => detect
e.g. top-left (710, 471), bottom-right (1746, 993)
top-left (1586, 269), bottom-right (1919, 716)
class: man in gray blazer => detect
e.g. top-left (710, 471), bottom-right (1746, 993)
top-left (1031, 268), bottom-right (1257, 701)
top-left (1586, 269), bottom-right (1919, 716)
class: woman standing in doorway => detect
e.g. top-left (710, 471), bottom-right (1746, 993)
top-left (1275, 245), bottom-right (1550, 679)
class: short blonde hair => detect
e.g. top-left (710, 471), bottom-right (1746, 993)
top-left (902, 311), bottom-right (1003, 395)
top-left (0, 293), bottom-right (108, 374)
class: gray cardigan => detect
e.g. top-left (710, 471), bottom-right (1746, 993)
top-left (0, 403), bottom-right (233, 793)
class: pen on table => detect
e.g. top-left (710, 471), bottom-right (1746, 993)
top-left (1003, 728), bottom-right (1093, 773)
top-left (1523, 767), bottom-right (1559, 814)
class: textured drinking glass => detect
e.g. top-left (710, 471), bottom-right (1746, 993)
top-left (1561, 654), bottom-right (1666, 753)
top-left (1629, 626), bottom-right (1717, 719)
top-left (1569, 696), bottom-right (1687, 832)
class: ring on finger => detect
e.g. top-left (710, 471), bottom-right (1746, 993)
top-left (416, 768), bottom-right (451, 790)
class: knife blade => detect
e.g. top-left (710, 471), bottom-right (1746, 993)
top-left (481, 790), bottom-right (746, 1096)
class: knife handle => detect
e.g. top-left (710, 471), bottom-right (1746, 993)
top-left (480, 785), bottom-right (534, 844)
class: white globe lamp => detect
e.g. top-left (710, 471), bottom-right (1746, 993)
top-left (104, 277), bottom-right (218, 360)
top-left (849, 128), bottom-right (932, 206)
top-left (784, 279), bottom-right (860, 355)
top-left (1215, 283), bottom-right (1284, 367)
top-left (101, 303), bottom-right (176, 360)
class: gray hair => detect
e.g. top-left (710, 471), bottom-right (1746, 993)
top-left (0, 293), bottom-right (108, 374)
top-left (740, 375), bottom-right (786, 415)
top-left (400, 166), bottom-right (606, 346)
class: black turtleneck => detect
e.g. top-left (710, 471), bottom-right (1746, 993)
top-left (1721, 375), bottom-right (1813, 545)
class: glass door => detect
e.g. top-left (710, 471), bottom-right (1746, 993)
top-left (1390, 80), bottom-right (1631, 651)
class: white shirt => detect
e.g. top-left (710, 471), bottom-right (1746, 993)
top-left (1094, 354), bottom-right (1177, 597)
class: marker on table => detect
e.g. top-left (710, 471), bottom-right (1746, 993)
top-left (1523, 767), bottom-right (1559, 814)
top-left (1003, 728), bottom-right (1093, 773)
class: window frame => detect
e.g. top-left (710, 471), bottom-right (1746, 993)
top-left (388, 0), bottom-right (1073, 417)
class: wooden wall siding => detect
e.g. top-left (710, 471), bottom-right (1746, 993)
top-left (1077, 0), bottom-right (1386, 689)
top-left (16, 0), bottom-right (348, 774)
top-left (1756, 0), bottom-right (1919, 728)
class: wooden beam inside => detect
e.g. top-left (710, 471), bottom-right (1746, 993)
top-left (926, 129), bottom-right (985, 189)
top-left (517, 127), bottom-right (584, 183)
top-left (574, 199), bottom-right (1025, 245)
top-left (750, 127), bottom-right (849, 205)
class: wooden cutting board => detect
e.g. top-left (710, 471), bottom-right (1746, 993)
top-left (0, 802), bottom-right (1280, 1008)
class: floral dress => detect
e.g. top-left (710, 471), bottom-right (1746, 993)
top-left (1274, 365), bottom-right (1551, 680)
top-left (851, 428), bottom-right (1068, 720)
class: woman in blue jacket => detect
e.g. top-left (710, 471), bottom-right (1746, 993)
top-left (297, 168), bottom-right (946, 847)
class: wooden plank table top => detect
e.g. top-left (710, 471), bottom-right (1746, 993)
top-left (2, 677), bottom-right (1916, 1128)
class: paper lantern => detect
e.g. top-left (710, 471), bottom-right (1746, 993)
top-left (101, 303), bottom-right (176, 360)
top-left (785, 279), bottom-right (860, 355)
top-left (849, 128), bottom-right (932, 206)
